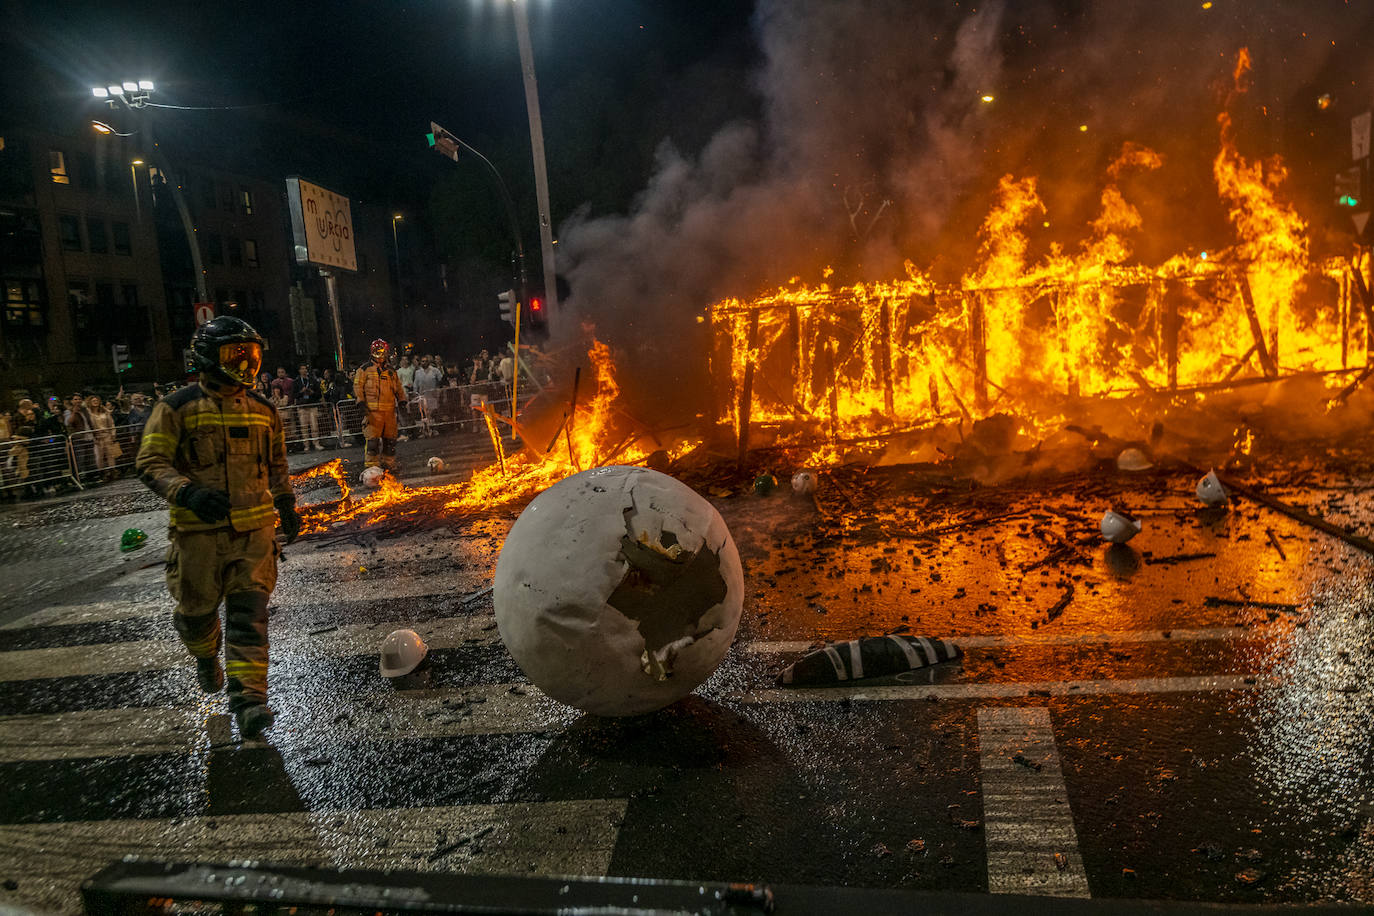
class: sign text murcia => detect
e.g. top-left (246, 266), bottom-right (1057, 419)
top-left (285, 177), bottom-right (357, 272)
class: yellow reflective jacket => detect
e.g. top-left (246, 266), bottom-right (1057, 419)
top-left (353, 363), bottom-right (406, 412)
top-left (135, 377), bottom-right (291, 532)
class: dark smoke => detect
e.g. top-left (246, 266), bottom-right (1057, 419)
top-left (553, 0), bottom-right (1372, 429)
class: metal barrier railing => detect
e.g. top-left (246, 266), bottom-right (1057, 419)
top-left (0, 384), bottom-right (526, 495)
top-left (0, 434), bottom-right (81, 492)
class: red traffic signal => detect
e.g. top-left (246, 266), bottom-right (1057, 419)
top-left (529, 297), bottom-right (543, 313)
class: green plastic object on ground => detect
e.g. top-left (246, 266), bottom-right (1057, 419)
top-left (120, 528), bottom-right (148, 552)
top-left (752, 472), bottom-right (778, 496)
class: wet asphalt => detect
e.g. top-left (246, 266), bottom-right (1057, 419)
top-left (0, 436), bottom-right (1372, 913)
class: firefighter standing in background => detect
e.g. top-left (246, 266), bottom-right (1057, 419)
top-left (353, 338), bottom-right (408, 472)
top-left (136, 317), bottom-right (301, 739)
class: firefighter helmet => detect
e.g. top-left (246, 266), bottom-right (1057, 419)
top-left (380, 628), bottom-right (429, 678)
top-left (370, 338), bottom-right (390, 364)
top-left (189, 316), bottom-right (265, 386)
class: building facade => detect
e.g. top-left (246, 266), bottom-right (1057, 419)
top-left (0, 127), bottom-right (172, 393)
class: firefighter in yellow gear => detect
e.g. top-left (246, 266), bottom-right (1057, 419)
top-left (135, 316), bottom-right (301, 740)
top-left (353, 337), bottom-right (408, 471)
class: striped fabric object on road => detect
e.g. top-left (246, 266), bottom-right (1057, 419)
top-left (779, 634), bottom-right (962, 685)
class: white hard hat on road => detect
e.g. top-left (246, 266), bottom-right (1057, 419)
top-left (380, 628), bottom-right (429, 677)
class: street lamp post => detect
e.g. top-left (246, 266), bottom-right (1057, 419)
top-left (91, 81), bottom-right (210, 305)
top-left (511, 0), bottom-right (559, 315)
top-left (391, 213), bottom-right (404, 344)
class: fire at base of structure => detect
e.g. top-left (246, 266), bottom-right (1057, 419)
top-left (711, 259), bottom-right (1371, 448)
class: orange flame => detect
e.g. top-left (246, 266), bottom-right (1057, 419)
top-left (710, 49), bottom-right (1356, 457)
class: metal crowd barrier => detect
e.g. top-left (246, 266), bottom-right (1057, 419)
top-left (0, 385), bottom-right (527, 496)
top-left (0, 433), bottom-right (81, 492)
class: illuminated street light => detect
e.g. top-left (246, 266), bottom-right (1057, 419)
top-left (91, 120), bottom-right (137, 137)
top-left (391, 214), bottom-right (405, 338)
top-left (93, 78), bottom-right (154, 109)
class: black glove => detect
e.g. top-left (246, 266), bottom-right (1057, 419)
top-left (177, 483), bottom-right (231, 524)
top-left (276, 495), bottom-right (301, 544)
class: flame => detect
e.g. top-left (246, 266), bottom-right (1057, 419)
top-left (295, 338), bottom-right (687, 534)
top-left (710, 49), bottom-right (1357, 456)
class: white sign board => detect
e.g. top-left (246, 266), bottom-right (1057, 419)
top-left (285, 177), bottom-right (357, 272)
top-left (1354, 111), bottom-right (1371, 162)
top-left (193, 302), bottom-right (215, 326)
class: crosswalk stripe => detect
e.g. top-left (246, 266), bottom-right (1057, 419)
top-left (740, 674), bottom-right (1277, 702)
top-left (0, 682), bottom-right (573, 762)
top-left (743, 626), bottom-right (1278, 655)
top-left (978, 707), bottom-right (1091, 897)
top-left (0, 799), bottom-right (628, 915)
top-left (0, 614), bottom-right (500, 682)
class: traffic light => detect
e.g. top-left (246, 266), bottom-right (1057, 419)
top-left (498, 289), bottom-right (516, 325)
top-left (111, 343), bottom-right (131, 374)
top-left (1335, 166), bottom-right (1362, 208)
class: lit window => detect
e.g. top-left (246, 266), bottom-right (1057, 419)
top-left (244, 239), bottom-right (259, 268)
top-left (240, 188), bottom-right (254, 215)
top-left (49, 150), bottom-right (70, 184)
top-left (5, 278), bottom-right (45, 330)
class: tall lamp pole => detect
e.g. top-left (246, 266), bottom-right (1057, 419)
top-left (391, 213), bottom-right (404, 344)
top-left (512, 0), bottom-right (559, 315)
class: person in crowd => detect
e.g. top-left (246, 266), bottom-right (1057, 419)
top-left (86, 394), bottom-right (122, 480)
top-left (411, 355), bottom-right (443, 438)
top-left (268, 367), bottom-right (296, 447)
top-left (135, 316), bottom-right (299, 740)
top-left (470, 350), bottom-right (490, 384)
top-left (397, 355), bottom-right (416, 396)
top-left (66, 392), bottom-right (93, 478)
top-left (353, 338), bottom-right (407, 472)
top-left (292, 364), bottom-right (325, 451)
top-left (253, 373), bottom-right (271, 400)
top-left (127, 393), bottom-right (152, 433)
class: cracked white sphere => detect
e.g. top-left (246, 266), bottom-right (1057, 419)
top-left (495, 466), bottom-right (744, 716)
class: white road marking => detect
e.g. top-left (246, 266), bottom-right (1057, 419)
top-left (744, 625), bottom-right (1280, 655)
top-left (740, 674), bottom-right (1277, 703)
top-left (0, 799), bottom-right (627, 915)
top-left (978, 707), bottom-right (1091, 897)
top-left (0, 614), bottom-right (500, 682)
top-left (0, 682), bottom-right (573, 762)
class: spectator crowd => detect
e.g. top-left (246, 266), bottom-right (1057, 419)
top-left (1, 346), bottom-right (530, 502)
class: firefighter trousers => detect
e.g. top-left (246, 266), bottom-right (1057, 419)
top-left (166, 525), bottom-right (279, 710)
top-left (363, 409), bottom-right (398, 470)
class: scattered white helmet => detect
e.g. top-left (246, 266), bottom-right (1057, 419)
top-left (360, 466), bottom-right (385, 488)
top-left (791, 470), bottom-right (818, 496)
top-left (1196, 469), bottom-right (1229, 506)
top-left (1100, 509), bottom-right (1142, 544)
top-left (1116, 448), bottom-right (1153, 472)
top-left (380, 628), bottom-right (428, 678)
top-left (427, 456), bottom-right (446, 474)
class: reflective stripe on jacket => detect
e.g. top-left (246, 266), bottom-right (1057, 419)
top-left (135, 378), bottom-right (291, 532)
top-left (353, 364), bottom-right (406, 412)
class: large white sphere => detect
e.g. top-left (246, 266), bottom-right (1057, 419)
top-left (495, 466), bottom-right (744, 716)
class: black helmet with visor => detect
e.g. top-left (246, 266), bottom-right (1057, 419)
top-left (189, 316), bottom-right (265, 387)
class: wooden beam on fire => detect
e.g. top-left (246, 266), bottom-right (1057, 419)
top-left (1236, 276), bottom-right (1279, 378)
top-left (737, 310), bottom-right (761, 470)
top-left (1349, 259), bottom-right (1374, 356)
top-left (1209, 469), bottom-right (1374, 557)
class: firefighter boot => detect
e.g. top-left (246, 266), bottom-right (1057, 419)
top-left (196, 656), bottom-right (225, 693)
top-left (236, 703), bottom-right (275, 740)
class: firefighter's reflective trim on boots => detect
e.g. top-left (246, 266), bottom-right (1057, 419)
top-left (224, 590), bottom-right (270, 710)
top-left (362, 409), bottom-right (399, 470)
top-left (164, 526), bottom-right (279, 707)
top-left (354, 355), bottom-right (406, 471)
